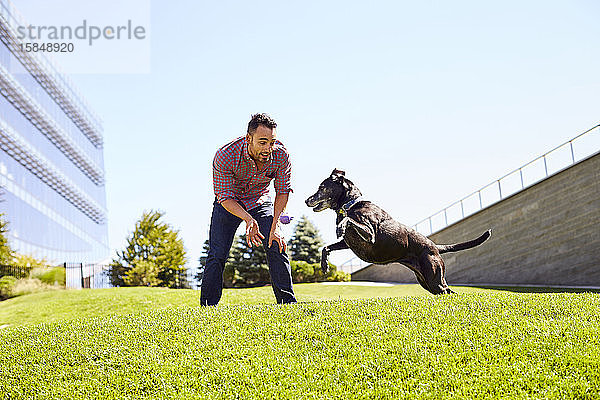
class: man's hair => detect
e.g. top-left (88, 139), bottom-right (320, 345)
top-left (247, 113), bottom-right (277, 134)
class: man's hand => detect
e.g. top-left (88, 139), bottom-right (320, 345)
top-left (268, 224), bottom-right (287, 253)
top-left (245, 218), bottom-right (264, 247)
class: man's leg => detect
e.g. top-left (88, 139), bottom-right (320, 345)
top-left (250, 203), bottom-right (297, 304)
top-left (200, 200), bottom-right (242, 306)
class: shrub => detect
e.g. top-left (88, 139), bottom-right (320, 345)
top-left (10, 278), bottom-right (62, 298)
top-left (323, 263), bottom-right (351, 282)
top-left (2, 254), bottom-right (50, 279)
top-left (325, 270), bottom-right (351, 282)
top-left (290, 260), bottom-right (350, 283)
top-left (31, 267), bottom-right (66, 286)
top-left (0, 275), bottom-right (17, 300)
top-left (290, 260), bottom-right (316, 283)
top-left (123, 260), bottom-right (161, 287)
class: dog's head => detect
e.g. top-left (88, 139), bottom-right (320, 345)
top-left (305, 168), bottom-right (360, 212)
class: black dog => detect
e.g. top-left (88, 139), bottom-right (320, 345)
top-left (305, 169), bottom-right (491, 295)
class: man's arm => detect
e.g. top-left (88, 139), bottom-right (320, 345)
top-left (268, 192), bottom-right (289, 252)
top-left (270, 148), bottom-right (292, 253)
top-left (213, 150), bottom-right (263, 247)
top-left (221, 199), bottom-right (264, 247)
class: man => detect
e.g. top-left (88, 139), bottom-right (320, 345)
top-left (200, 113), bottom-right (297, 306)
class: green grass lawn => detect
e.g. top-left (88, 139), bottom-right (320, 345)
top-left (1, 285), bottom-right (599, 399)
top-left (0, 283), bottom-right (500, 328)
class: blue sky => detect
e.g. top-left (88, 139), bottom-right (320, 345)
top-left (16, 0), bottom-right (600, 270)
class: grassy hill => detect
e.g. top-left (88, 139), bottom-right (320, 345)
top-left (0, 283), bottom-right (497, 328)
top-left (1, 285), bottom-right (599, 399)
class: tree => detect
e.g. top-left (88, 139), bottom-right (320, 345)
top-left (196, 216), bottom-right (348, 288)
top-left (195, 239), bottom-right (210, 285)
top-left (0, 188), bottom-right (12, 265)
top-left (122, 260), bottom-right (161, 286)
top-left (196, 235), bottom-right (269, 288)
top-left (288, 216), bottom-right (324, 264)
top-left (225, 235), bottom-right (270, 287)
top-left (0, 214), bottom-right (12, 265)
top-left (10, 253), bottom-right (48, 278)
top-left (109, 210), bottom-right (188, 288)
top-left (286, 216), bottom-right (350, 283)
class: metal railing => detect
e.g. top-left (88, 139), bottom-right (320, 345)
top-left (338, 257), bottom-right (370, 274)
top-left (0, 263), bottom-right (32, 279)
top-left (0, 262), bottom-right (111, 290)
top-left (64, 263), bottom-right (111, 289)
top-left (338, 124), bottom-right (600, 271)
top-left (412, 124), bottom-right (600, 236)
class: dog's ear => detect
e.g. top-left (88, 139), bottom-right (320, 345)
top-left (331, 168), bottom-right (345, 180)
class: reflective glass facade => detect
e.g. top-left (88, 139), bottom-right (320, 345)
top-left (0, 0), bottom-right (108, 263)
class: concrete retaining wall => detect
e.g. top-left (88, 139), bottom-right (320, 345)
top-left (352, 153), bottom-right (600, 286)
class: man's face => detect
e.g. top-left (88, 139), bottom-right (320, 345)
top-left (246, 124), bottom-right (276, 164)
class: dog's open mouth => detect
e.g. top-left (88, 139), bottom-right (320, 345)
top-left (308, 199), bottom-right (329, 212)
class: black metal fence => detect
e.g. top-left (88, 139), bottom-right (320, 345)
top-left (64, 263), bottom-right (111, 289)
top-left (2, 261), bottom-right (194, 290)
top-left (1, 263), bottom-right (112, 289)
top-left (0, 264), bottom-right (32, 279)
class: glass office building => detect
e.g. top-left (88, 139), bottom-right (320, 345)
top-left (0, 0), bottom-right (109, 264)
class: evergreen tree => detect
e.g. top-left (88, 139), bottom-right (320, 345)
top-left (288, 216), bottom-right (324, 264)
top-left (197, 218), bottom-right (348, 287)
top-left (195, 239), bottom-right (210, 284)
top-left (109, 210), bottom-right (188, 288)
top-left (225, 235), bottom-right (269, 287)
top-left (196, 236), bottom-right (270, 288)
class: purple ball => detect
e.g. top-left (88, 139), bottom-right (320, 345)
top-left (279, 215), bottom-right (294, 224)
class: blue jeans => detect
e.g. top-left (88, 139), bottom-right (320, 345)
top-left (200, 200), bottom-right (297, 306)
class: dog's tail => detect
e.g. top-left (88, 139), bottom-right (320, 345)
top-left (436, 229), bottom-right (492, 254)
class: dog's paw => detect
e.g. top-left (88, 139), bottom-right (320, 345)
top-left (321, 259), bottom-right (330, 274)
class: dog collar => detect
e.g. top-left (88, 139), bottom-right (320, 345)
top-left (338, 197), bottom-right (362, 217)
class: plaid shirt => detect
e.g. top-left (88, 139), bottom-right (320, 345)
top-left (213, 136), bottom-right (293, 210)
